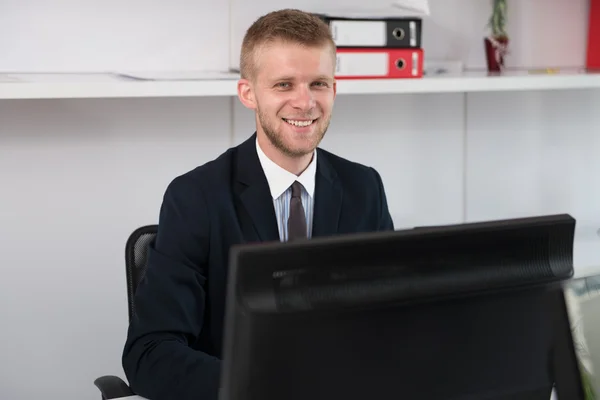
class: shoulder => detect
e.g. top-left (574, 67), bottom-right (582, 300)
top-left (317, 147), bottom-right (384, 188)
top-left (169, 146), bottom-right (236, 190)
top-left (317, 147), bottom-right (393, 230)
top-left (162, 146), bottom-right (237, 205)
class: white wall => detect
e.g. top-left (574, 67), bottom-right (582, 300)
top-left (0, 97), bottom-right (232, 400)
top-left (466, 89), bottom-right (600, 276)
top-left (0, 0), bottom-right (598, 399)
top-left (0, 0), bottom-right (231, 72)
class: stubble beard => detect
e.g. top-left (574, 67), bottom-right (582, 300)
top-left (257, 106), bottom-right (331, 158)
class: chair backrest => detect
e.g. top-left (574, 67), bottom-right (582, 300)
top-left (125, 224), bottom-right (158, 321)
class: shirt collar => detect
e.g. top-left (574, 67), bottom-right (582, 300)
top-left (255, 138), bottom-right (317, 199)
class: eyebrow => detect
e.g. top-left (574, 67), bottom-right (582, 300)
top-left (271, 75), bottom-right (333, 82)
top-left (315, 75), bottom-right (334, 82)
top-left (271, 76), bottom-right (294, 82)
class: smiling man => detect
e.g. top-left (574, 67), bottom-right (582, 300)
top-left (122, 8), bottom-right (394, 400)
top-left (237, 12), bottom-right (337, 176)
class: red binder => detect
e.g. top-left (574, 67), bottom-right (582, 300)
top-left (335, 48), bottom-right (423, 79)
top-left (587, 0), bottom-right (600, 70)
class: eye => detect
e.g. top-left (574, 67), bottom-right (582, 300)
top-left (275, 82), bottom-right (290, 88)
top-left (312, 81), bottom-right (328, 87)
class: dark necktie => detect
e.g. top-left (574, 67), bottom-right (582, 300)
top-left (287, 181), bottom-right (307, 241)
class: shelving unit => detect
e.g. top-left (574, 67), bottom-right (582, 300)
top-left (1, 69), bottom-right (599, 100)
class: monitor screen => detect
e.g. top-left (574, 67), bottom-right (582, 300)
top-left (220, 214), bottom-right (584, 400)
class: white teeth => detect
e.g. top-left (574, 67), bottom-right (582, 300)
top-left (284, 119), bottom-right (314, 127)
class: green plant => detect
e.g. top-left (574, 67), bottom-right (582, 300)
top-left (487, 0), bottom-right (508, 38)
top-left (574, 336), bottom-right (596, 400)
top-left (580, 364), bottom-right (596, 400)
top-left (567, 284), bottom-right (597, 400)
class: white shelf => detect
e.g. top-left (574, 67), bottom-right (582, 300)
top-left (339, 69), bottom-right (600, 94)
top-left (1, 70), bottom-right (600, 100)
top-left (0, 73), bottom-right (239, 100)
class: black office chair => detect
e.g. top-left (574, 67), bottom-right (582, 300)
top-left (93, 224), bottom-right (158, 399)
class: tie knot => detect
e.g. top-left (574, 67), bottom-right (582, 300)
top-left (291, 181), bottom-right (303, 198)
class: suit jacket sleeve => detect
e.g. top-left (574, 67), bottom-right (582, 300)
top-left (371, 167), bottom-right (394, 231)
top-left (122, 174), bottom-right (220, 400)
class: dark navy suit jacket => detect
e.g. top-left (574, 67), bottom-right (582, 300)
top-left (122, 133), bottom-right (394, 400)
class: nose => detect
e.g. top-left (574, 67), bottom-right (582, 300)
top-left (290, 85), bottom-right (316, 111)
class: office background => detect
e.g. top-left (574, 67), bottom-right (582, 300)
top-left (0, 0), bottom-right (599, 398)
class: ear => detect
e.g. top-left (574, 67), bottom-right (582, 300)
top-left (237, 78), bottom-right (257, 110)
top-left (332, 79), bottom-right (337, 99)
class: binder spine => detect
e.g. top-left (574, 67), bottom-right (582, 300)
top-left (320, 16), bottom-right (422, 48)
top-left (335, 48), bottom-right (423, 79)
top-left (385, 20), bottom-right (421, 48)
top-left (587, 0), bottom-right (600, 69)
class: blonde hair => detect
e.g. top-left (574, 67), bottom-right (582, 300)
top-left (240, 9), bottom-right (336, 80)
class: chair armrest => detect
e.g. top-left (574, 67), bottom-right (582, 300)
top-left (93, 375), bottom-right (135, 399)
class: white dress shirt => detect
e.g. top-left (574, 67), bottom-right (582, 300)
top-left (255, 139), bottom-right (316, 241)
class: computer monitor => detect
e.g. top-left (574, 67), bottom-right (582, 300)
top-left (220, 214), bottom-right (585, 400)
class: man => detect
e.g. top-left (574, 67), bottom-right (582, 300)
top-left (122, 8), bottom-right (394, 400)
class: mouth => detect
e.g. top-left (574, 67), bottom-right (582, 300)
top-left (282, 118), bottom-right (318, 127)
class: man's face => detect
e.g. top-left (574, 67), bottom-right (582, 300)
top-left (239, 40), bottom-right (337, 158)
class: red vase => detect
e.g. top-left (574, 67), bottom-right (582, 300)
top-left (484, 36), bottom-right (509, 72)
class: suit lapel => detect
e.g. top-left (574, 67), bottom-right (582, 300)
top-left (232, 134), bottom-right (280, 243)
top-left (311, 149), bottom-right (342, 238)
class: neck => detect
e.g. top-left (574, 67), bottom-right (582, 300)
top-left (257, 133), bottom-right (313, 176)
